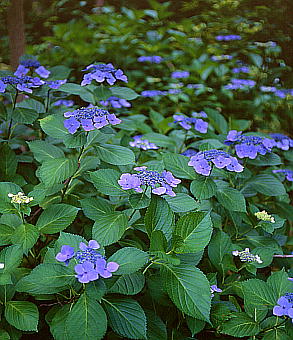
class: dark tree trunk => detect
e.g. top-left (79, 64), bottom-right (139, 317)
top-left (7, 0), bottom-right (26, 70)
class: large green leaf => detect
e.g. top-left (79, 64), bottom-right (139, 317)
top-left (219, 312), bottom-right (261, 337)
top-left (163, 153), bottom-right (196, 179)
top-left (0, 223), bottom-right (14, 246)
top-left (0, 245), bottom-right (23, 274)
top-left (216, 187), bottom-right (246, 212)
top-left (173, 212), bottom-right (213, 253)
top-left (108, 272), bottom-right (145, 295)
top-left (38, 158), bottom-right (78, 187)
top-left (13, 107), bottom-right (38, 124)
top-left (36, 204), bottom-right (79, 234)
top-left (5, 301), bottom-right (39, 331)
top-left (92, 212), bottom-right (128, 246)
top-left (190, 176), bottom-right (216, 200)
top-left (103, 298), bottom-right (146, 339)
top-left (40, 114), bottom-right (69, 139)
top-left (80, 197), bottom-right (113, 220)
top-left (90, 169), bottom-right (128, 196)
top-left (28, 140), bottom-right (65, 162)
top-left (16, 264), bottom-right (75, 294)
top-left (248, 174), bottom-right (286, 196)
top-left (144, 196), bottom-right (173, 240)
top-left (164, 193), bottom-right (198, 213)
top-left (162, 264), bottom-right (211, 322)
top-left (66, 293), bottom-right (107, 340)
top-left (11, 224), bottom-right (39, 252)
top-left (59, 83), bottom-right (94, 102)
top-left (49, 304), bottom-right (71, 340)
top-left (95, 144), bottom-right (135, 165)
top-left (108, 247), bottom-right (149, 275)
top-left (110, 86), bottom-right (139, 100)
top-left (0, 144), bottom-right (17, 180)
top-left (145, 310), bottom-right (167, 340)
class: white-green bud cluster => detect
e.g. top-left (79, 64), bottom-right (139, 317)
top-left (255, 210), bottom-right (275, 223)
top-left (8, 192), bottom-right (33, 204)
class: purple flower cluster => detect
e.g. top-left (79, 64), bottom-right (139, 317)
top-left (232, 66), bottom-right (250, 74)
top-left (273, 293), bottom-right (293, 322)
top-left (100, 96), bottom-right (131, 108)
top-left (181, 148), bottom-right (198, 157)
top-left (141, 90), bottom-right (166, 97)
top-left (211, 55), bottom-right (233, 61)
top-left (186, 84), bottom-right (204, 89)
top-left (63, 106), bottom-right (121, 134)
top-left (56, 240), bottom-right (119, 284)
top-left (272, 169), bottom-right (293, 181)
top-left (225, 130), bottom-right (274, 159)
top-left (81, 63), bottom-right (128, 86)
top-left (53, 99), bottom-right (74, 107)
top-left (274, 88), bottom-right (293, 98)
top-left (137, 56), bottom-right (163, 63)
top-left (270, 133), bottom-right (293, 150)
top-left (171, 71), bottom-right (190, 79)
top-left (216, 35), bottom-right (241, 41)
top-left (0, 75), bottom-right (44, 93)
top-left (129, 136), bottom-right (159, 150)
top-left (118, 166), bottom-right (181, 197)
top-left (14, 58), bottom-right (50, 78)
top-left (224, 79), bottom-right (256, 90)
top-left (210, 285), bottom-right (222, 297)
top-left (45, 79), bottom-right (67, 90)
top-left (173, 113), bottom-right (208, 133)
top-left (260, 86), bottom-right (277, 93)
top-left (188, 149), bottom-right (243, 176)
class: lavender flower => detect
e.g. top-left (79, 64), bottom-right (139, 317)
top-left (63, 106), bottom-right (121, 134)
top-left (224, 79), bottom-right (256, 90)
top-left (53, 99), bottom-right (74, 107)
top-left (81, 63), bottom-right (127, 86)
top-left (270, 133), bottom-right (293, 151)
top-left (272, 169), bottom-right (293, 182)
top-left (129, 136), bottom-right (159, 150)
top-left (171, 71), bottom-right (190, 79)
top-left (210, 285), bottom-right (222, 297)
top-left (211, 55), bottom-right (233, 61)
top-left (100, 96), bottom-right (131, 108)
top-left (141, 90), bottom-right (167, 97)
top-left (56, 245), bottom-right (75, 265)
top-left (216, 35), bottom-right (241, 41)
top-left (254, 41), bottom-right (277, 48)
top-left (225, 130), bottom-right (274, 159)
top-left (168, 89), bottom-right (181, 95)
top-left (118, 166), bottom-right (181, 197)
top-left (137, 56), bottom-right (163, 63)
top-left (232, 248), bottom-right (263, 263)
top-left (14, 58), bottom-right (50, 78)
top-left (173, 113), bottom-right (208, 133)
top-left (55, 239), bottom-right (119, 284)
top-left (274, 89), bottom-right (293, 98)
top-left (0, 75), bottom-right (44, 93)
top-left (181, 149), bottom-right (198, 157)
top-left (188, 149), bottom-right (243, 176)
top-left (186, 84), bottom-right (204, 89)
top-left (273, 294), bottom-right (293, 321)
top-left (45, 79), bottom-right (67, 89)
top-left (260, 86), bottom-right (277, 93)
top-left (232, 67), bottom-right (250, 74)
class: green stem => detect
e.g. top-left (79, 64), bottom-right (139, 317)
top-left (45, 89), bottom-right (51, 113)
top-left (7, 89), bottom-right (18, 140)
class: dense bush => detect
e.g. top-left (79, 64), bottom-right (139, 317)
top-left (0, 1), bottom-right (293, 339)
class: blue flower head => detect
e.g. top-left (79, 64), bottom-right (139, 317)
top-left (225, 130), bottom-right (274, 159)
top-left (141, 90), bottom-right (167, 97)
top-left (14, 58), bottom-right (50, 78)
top-left (224, 79), bottom-right (256, 90)
top-left (63, 106), bottom-right (121, 134)
top-left (100, 96), bottom-right (131, 108)
top-left (137, 56), bottom-right (163, 63)
top-left (272, 169), bottom-right (293, 182)
top-left (0, 75), bottom-right (44, 93)
top-left (81, 63), bottom-right (128, 86)
top-left (171, 71), bottom-right (190, 79)
top-left (173, 113), bottom-right (208, 133)
top-left (129, 136), bottom-right (159, 150)
top-left (270, 133), bottom-right (293, 150)
top-left (216, 35), bottom-right (241, 41)
top-left (273, 293), bottom-right (293, 322)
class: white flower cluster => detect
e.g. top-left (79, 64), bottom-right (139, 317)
top-left (0, 263), bottom-right (4, 269)
top-left (8, 192), bottom-right (33, 204)
top-left (255, 210), bottom-right (275, 223)
top-left (232, 248), bottom-right (263, 264)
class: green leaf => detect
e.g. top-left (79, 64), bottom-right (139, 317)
top-left (173, 212), bottom-right (213, 253)
top-left (204, 108), bottom-right (228, 134)
top-left (11, 224), bottom-right (39, 252)
top-left (103, 298), bottom-right (146, 339)
top-left (219, 312), bottom-right (261, 337)
top-left (163, 153), bottom-right (196, 179)
top-left (93, 86), bottom-right (112, 101)
top-left (85, 280), bottom-right (107, 302)
top-left (248, 174), bottom-right (286, 196)
top-left (186, 317), bottom-right (205, 336)
top-left (0, 245), bottom-right (23, 274)
top-left (80, 197), bottom-right (113, 220)
top-left (92, 212), bottom-right (128, 246)
top-left (95, 144), bottom-right (135, 165)
top-left (145, 310), bottom-right (167, 340)
top-left (28, 140), bottom-right (65, 162)
top-left (5, 301), bottom-right (39, 331)
top-left (162, 264), bottom-right (211, 322)
top-left (16, 98), bottom-right (45, 113)
top-left (0, 144), bottom-right (18, 180)
top-left (16, 264), bottom-right (75, 294)
top-left (144, 196), bottom-right (174, 240)
top-left (248, 153), bottom-right (282, 166)
top-left (40, 114), bottom-right (68, 139)
top-left (149, 230), bottom-right (167, 252)
top-left (49, 304), bottom-right (71, 340)
top-left (36, 204), bottom-right (79, 234)
top-left (13, 108), bottom-right (38, 124)
top-left (55, 232), bottom-right (87, 253)
top-left (108, 272), bottom-right (145, 295)
top-left (0, 223), bottom-right (14, 246)
top-left (164, 193), bottom-right (198, 213)
top-left (59, 83), bottom-right (94, 102)
top-left (110, 86), bottom-right (139, 100)
top-left (63, 132), bottom-right (87, 148)
top-left (38, 158), bottom-right (78, 187)
top-left (190, 176), bottom-right (216, 200)
top-left (216, 187), bottom-right (246, 212)
top-left (66, 293), bottom-right (107, 340)
top-left (108, 247), bottom-right (149, 275)
top-left (129, 193), bottom-right (150, 209)
top-left (90, 169), bottom-right (128, 196)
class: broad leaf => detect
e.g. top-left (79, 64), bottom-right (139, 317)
top-left (5, 301), bottom-right (39, 331)
top-left (220, 312), bottom-right (261, 337)
top-left (90, 169), bottom-right (128, 196)
top-left (163, 153), bottom-right (196, 179)
top-left (216, 187), bottom-right (246, 212)
top-left (164, 193), bottom-right (198, 213)
top-left (108, 272), bottom-right (145, 295)
top-left (95, 144), bottom-right (135, 165)
top-left (28, 140), bottom-right (64, 162)
top-left (190, 176), bottom-right (216, 200)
